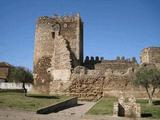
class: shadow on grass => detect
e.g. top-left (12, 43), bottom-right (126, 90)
top-left (153, 100), bottom-right (160, 105)
top-left (141, 113), bottom-right (152, 118)
top-left (27, 95), bottom-right (59, 99)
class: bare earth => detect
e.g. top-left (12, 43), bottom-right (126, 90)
top-left (0, 101), bottom-right (95, 120)
top-left (0, 101), bottom-right (155, 120)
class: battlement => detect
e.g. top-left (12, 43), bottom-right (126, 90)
top-left (84, 56), bottom-right (103, 69)
top-left (141, 46), bottom-right (160, 52)
top-left (37, 13), bottom-right (82, 25)
top-left (84, 56), bottom-right (138, 71)
top-left (102, 56), bottom-right (137, 63)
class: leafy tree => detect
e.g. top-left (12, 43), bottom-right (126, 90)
top-left (133, 64), bottom-right (160, 105)
top-left (8, 66), bottom-right (33, 96)
top-left (8, 66), bottom-right (33, 83)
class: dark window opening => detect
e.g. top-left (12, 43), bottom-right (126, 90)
top-left (52, 32), bottom-right (55, 39)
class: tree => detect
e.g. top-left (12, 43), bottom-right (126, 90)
top-left (8, 66), bottom-right (33, 96)
top-left (8, 66), bottom-right (33, 83)
top-left (133, 64), bottom-right (160, 105)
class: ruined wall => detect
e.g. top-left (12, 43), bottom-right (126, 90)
top-left (68, 67), bottom-right (105, 101)
top-left (33, 14), bottom-right (83, 94)
top-left (34, 14), bottom-right (83, 68)
top-left (67, 66), bottom-right (134, 101)
top-left (33, 56), bottom-right (52, 93)
top-left (84, 56), bottom-right (138, 73)
top-left (95, 60), bottom-right (137, 73)
top-left (67, 65), bottom-right (160, 101)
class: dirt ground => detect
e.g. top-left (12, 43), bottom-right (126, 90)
top-left (0, 101), bottom-right (155, 120)
top-left (0, 101), bottom-right (95, 120)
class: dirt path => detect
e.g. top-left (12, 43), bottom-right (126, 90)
top-left (0, 101), bottom-right (95, 120)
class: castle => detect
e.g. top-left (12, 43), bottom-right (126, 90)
top-left (32, 14), bottom-right (160, 100)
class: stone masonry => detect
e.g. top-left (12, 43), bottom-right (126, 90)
top-left (32, 14), bottom-right (83, 94)
top-left (113, 95), bottom-right (141, 118)
top-left (32, 13), bottom-right (160, 100)
top-left (140, 47), bottom-right (160, 68)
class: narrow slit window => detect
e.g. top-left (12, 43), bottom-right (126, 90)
top-left (52, 32), bottom-right (55, 39)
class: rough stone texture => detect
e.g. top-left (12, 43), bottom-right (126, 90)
top-left (49, 35), bottom-right (71, 82)
top-left (67, 64), bottom-right (160, 100)
top-left (33, 14), bottom-right (83, 94)
top-left (68, 67), bottom-right (105, 101)
top-left (32, 56), bottom-right (52, 94)
top-left (113, 96), bottom-right (141, 118)
top-left (84, 56), bottom-right (138, 72)
top-left (141, 47), bottom-right (160, 64)
top-left (95, 59), bottom-right (138, 73)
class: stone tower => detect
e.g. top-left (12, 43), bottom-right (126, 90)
top-left (33, 14), bottom-right (83, 94)
top-left (140, 47), bottom-right (160, 64)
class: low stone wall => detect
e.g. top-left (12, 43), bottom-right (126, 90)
top-left (113, 96), bottom-right (141, 118)
top-left (37, 97), bottom-right (77, 114)
top-left (0, 82), bottom-right (32, 91)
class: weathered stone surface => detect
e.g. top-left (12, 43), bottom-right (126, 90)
top-left (68, 69), bottom-right (105, 101)
top-left (33, 14), bottom-right (83, 94)
top-left (113, 96), bottom-right (141, 118)
top-left (141, 47), bottom-right (160, 64)
top-left (32, 56), bottom-right (52, 94)
top-left (49, 35), bottom-right (71, 82)
top-left (32, 13), bottom-right (160, 100)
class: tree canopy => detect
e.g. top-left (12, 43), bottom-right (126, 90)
top-left (133, 64), bottom-right (160, 105)
top-left (8, 66), bottom-right (33, 83)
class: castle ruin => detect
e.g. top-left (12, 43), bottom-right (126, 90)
top-left (32, 14), bottom-right (160, 100)
top-left (33, 14), bottom-right (83, 94)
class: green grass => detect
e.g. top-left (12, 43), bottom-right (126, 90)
top-left (0, 92), bottom-right (69, 111)
top-left (137, 99), bottom-right (160, 119)
top-left (87, 97), bottom-right (160, 119)
top-left (86, 97), bottom-right (117, 115)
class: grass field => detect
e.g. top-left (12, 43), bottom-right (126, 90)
top-left (0, 91), bottom-right (69, 111)
top-left (137, 99), bottom-right (160, 118)
top-left (86, 97), bottom-right (117, 115)
top-left (87, 97), bottom-right (160, 119)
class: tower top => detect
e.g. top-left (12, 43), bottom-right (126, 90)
top-left (37, 13), bottom-right (82, 24)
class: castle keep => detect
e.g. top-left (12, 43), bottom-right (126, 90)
top-left (33, 14), bottom-right (83, 94)
top-left (33, 14), bottom-right (160, 100)
top-left (141, 47), bottom-right (160, 64)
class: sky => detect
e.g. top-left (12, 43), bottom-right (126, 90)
top-left (0, 0), bottom-right (160, 70)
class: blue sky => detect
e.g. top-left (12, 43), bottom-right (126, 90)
top-left (0, 0), bottom-right (160, 70)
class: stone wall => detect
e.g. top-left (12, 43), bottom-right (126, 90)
top-left (95, 60), bottom-right (137, 73)
top-left (84, 56), bottom-right (138, 73)
top-left (67, 65), bottom-right (160, 101)
top-left (113, 96), bottom-right (141, 118)
top-left (32, 13), bottom-right (160, 100)
top-left (34, 14), bottom-right (83, 68)
top-left (32, 56), bottom-right (52, 94)
top-left (141, 47), bottom-right (160, 64)
top-left (68, 67), bottom-right (105, 101)
top-left (33, 14), bottom-right (83, 94)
